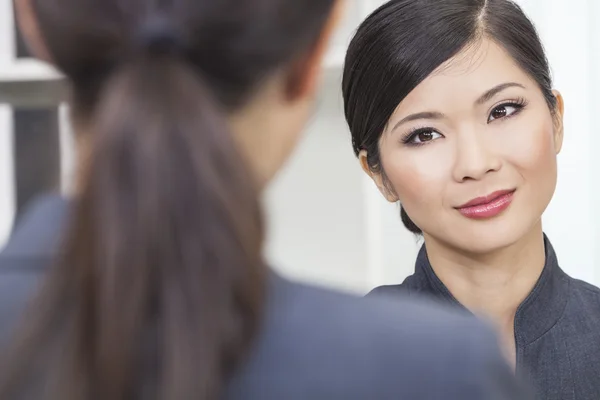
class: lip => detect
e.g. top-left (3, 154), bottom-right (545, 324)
top-left (455, 189), bottom-right (516, 219)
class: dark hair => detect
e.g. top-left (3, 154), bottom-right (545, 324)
top-left (0, 1), bottom-right (335, 399)
top-left (342, 0), bottom-right (556, 234)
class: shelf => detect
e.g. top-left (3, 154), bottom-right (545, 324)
top-left (0, 55), bottom-right (343, 107)
top-left (0, 44), bottom-right (346, 79)
top-left (0, 79), bottom-right (66, 107)
top-left (0, 59), bottom-right (62, 82)
top-left (0, 59), bottom-right (66, 106)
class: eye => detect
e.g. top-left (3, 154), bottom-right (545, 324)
top-left (404, 128), bottom-right (443, 146)
top-left (488, 102), bottom-right (525, 122)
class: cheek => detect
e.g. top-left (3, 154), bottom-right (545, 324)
top-left (501, 116), bottom-right (557, 184)
top-left (379, 139), bottom-right (451, 211)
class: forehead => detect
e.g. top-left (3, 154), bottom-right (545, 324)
top-left (395, 38), bottom-right (535, 113)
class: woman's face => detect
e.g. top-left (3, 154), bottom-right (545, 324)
top-left (367, 39), bottom-right (564, 253)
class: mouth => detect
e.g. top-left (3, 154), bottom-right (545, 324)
top-left (455, 189), bottom-right (516, 219)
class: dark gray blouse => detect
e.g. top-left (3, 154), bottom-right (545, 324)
top-left (369, 235), bottom-right (600, 400)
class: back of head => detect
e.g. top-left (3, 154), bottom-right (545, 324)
top-left (0, 0), bottom-right (336, 399)
top-left (342, 0), bottom-right (555, 233)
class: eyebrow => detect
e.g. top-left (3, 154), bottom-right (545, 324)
top-left (391, 82), bottom-right (526, 133)
top-left (475, 82), bottom-right (525, 105)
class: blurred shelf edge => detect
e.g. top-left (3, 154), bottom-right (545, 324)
top-left (0, 80), bottom-right (67, 108)
top-left (0, 59), bottom-right (62, 82)
top-left (0, 59), bottom-right (66, 107)
top-left (0, 52), bottom-right (343, 108)
top-left (0, 51), bottom-right (345, 81)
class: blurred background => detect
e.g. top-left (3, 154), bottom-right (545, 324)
top-left (0, 0), bottom-right (599, 294)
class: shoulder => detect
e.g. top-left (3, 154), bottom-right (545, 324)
top-left (365, 283), bottom-right (405, 297)
top-left (365, 271), bottom-right (424, 298)
top-left (0, 194), bottom-right (68, 338)
top-left (279, 278), bottom-right (483, 359)
top-left (569, 276), bottom-right (600, 297)
top-left (228, 275), bottom-right (525, 399)
top-left (567, 275), bottom-right (600, 312)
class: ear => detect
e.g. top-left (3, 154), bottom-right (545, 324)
top-left (359, 150), bottom-right (399, 203)
top-left (551, 89), bottom-right (564, 155)
top-left (14, 0), bottom-right (52, 62)
top-left (284, 0), bottom-right (345, 100)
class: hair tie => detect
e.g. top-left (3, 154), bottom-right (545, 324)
top-left (135, 15), bottom-right (181, 55)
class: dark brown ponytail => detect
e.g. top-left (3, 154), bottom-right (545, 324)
top-left (78, 54), bottom-right (266, 398)
top-left (0, 0), bottom-right (337, 398)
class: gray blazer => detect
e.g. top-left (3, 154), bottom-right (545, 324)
top-left (0, 195), bottom-right (530, 399)
top-left (369, 236), bottom-right (600, 400)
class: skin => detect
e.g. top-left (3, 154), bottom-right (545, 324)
top-left (14, 0), bottom-right (345, 189)
top-left (361, 38), bottom-right (565, 366)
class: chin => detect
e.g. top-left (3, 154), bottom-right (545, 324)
top-left (441, 215), bottom-right (535, 256)
top-left (452, 233), bottom-right (519, 255)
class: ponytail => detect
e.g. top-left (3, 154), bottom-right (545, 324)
top-left (0, 53), bottom-right (266, 399)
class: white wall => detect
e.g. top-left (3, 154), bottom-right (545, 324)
top-left (264, 73), bottom-right (368, 292)
top-left (590, 0), bottom-right (600, 288)
top-left (0, 0), bottom-right (16, 247)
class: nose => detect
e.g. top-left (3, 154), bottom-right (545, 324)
top-left (451, 129), bottom-right (501, 182)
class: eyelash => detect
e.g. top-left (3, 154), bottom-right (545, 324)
top-left (401, 127), bottom-right (441, 147)
top-left (400, 97), bottom-right (529, 147)
top-left (488, 97), bottom-right (528, 122)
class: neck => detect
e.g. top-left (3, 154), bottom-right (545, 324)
top-left (423, 225), bottom-right (546, 330)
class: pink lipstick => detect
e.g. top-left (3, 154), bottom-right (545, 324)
top-left (456, 189), bottom-right (515, 219)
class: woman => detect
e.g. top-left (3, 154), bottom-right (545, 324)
top-left (0, 0), bottom-right (527, 399)
top-left (343, 0), bottom-right (600, 398)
